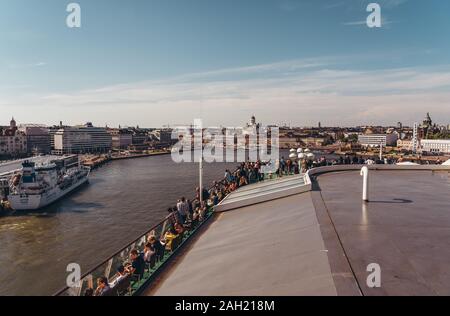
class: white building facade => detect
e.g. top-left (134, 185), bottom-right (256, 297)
top-left (54, 123), bottom-right (112, 154)
top-left (420, 139), bottom-right (450, 154)
top-left (358, 133), bottom-right (399, 147)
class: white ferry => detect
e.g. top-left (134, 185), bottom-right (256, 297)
top-left (6, 158), bottom-right (90, 211)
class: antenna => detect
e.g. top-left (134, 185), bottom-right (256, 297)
top-left (412, 122), bottom-right (418, 154)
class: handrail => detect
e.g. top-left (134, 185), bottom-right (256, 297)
top-left (304, 163), bottom-right (450, 189)
top-left (54, 216), bottom-right (168, 296)
top-left (56, 162), bottom-right (449, 295)
top-left (54, 168), bottom-right (235, 296)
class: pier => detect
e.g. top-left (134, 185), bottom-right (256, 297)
top-left (80, 149), bottom-right (171, 169)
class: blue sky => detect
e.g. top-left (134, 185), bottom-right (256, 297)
top-left (1, 0), bottom-right (450, 127)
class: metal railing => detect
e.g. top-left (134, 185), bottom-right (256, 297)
top-left (54, 167), bottom-right (290, 296)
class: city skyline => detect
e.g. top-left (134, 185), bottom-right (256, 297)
top-left (1, 0), bottom-right (450, 126)
top-left (1, 111), bottom-right (448, 130)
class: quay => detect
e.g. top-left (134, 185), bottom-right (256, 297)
top-left (81, 150), bottom-right (171, 169)
top-left (110, 149), bottom-right (170, 161)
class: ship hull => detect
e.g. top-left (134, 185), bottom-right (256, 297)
top-left (9, 176), bottom-right (89, 211)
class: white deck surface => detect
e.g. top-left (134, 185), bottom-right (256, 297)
top-left (149, 192), bottom-right (337, 296)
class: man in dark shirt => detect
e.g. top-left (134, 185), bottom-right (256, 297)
top-left (148, 236), bottom-right (165, 262)
top-left (127, 249), bottom-right (145, 281)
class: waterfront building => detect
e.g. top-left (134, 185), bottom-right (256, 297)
top-left (108, 128), bottom-right (133, 150)
top-left (130, 129), bottom-right (149, 145)
top-left (358, 133), bottom-right (398, 147)
top-left (53, 123), bottom-right (112, 154)
top-left (151, 129), bottom-right (174, 144)
top-left (48, 122), bottom-right (70, 151)
top-left (420, 139), bottom-right (450, 154)
top-left (0, 118), bottom-right (27, 157)
top-left (396, 139), bottom-right (414, 151)
top-left (18, 124), bottom-right (51, 154)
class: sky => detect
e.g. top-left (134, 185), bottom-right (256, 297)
top-left (1, 0), bottom-right (450, 128)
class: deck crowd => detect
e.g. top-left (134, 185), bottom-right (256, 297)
top-left (84, 154), bottom-right (404, 296)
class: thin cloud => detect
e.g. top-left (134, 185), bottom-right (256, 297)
top-left (8, 62), bottom-right (47, 69)
top-left (6, 59), bottom-right (450, 127)
top-left (343, 17), bottom-right (396, 27)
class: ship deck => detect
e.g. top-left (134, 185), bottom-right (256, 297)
top-left (143, 168), bottom-right (450, 296)
top-left (314, 170), bottom-right (450, 295)
top-left (0, 155), bottom-right (68, 176)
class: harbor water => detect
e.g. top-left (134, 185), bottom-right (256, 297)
top-left (0, 154), bottom-right (237, 295)
top-left (0, 149), bottom-right (335, 295)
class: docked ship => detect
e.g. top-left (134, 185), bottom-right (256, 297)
top-left (5, 157), bottom-right (90, 211)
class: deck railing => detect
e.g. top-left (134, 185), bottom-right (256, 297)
top-left (54, 168), bottom-right (294, 296)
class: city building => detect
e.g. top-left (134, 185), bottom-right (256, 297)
top-left (53, 122), bottom-right (112, 154)
top-left (18, 124), bottom-right (51, 154)
top-left (108, 128), bottom-right (133, 150)
top-left (358, 133), bottom-right (398, 147)
top-left (420, 139), bottom-right (450, 154)
top-left (396, 139), bottom-right (414, 151)
top-left (0, 118), bottom-right (27, 157)
top-left (419, 112), bottom-right (441, 139)
top-left (48, 122), bottom-right (70, 151)
top-left (151, 129), bottom-right (174, 144)
top-left (131, 129), bottom-right (148, 145)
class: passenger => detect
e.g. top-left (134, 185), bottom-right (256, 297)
top-left (187, 199), bottom-right (194, 220)
top-left (211, 192), bottom-right (219, 206)
top-left (163, 227), bottom-right (179, 251)
top-left (239, 176), bottom-right (248, 187)
top-left (148, 236), bottom-right (165, 261)
top-left (143, 243), bottom-right (155, 264)
top-left (176, 197), bottom-right (188, 224)
top-left (174, 222), bottom-right (185, 235)
top-left (202, 187), bottom-right (210, 200)
top-left (126, 249), bottom-right (145, 281)
top-left (198, 201), bottom-right (207, 221)
top-left (110, 265), bottom-right (128, 288)
top-left (224, 169), bottom-right (232, 183)
top-left (94, 276), bottom-right (110, 296)
top-left (166, 207), bottom-right (177, 228)
top-left (192, 207), bottom-right (201, 226)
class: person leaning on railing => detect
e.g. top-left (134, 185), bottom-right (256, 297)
top-left (162, 226), bottom-right (179, 251)
top-left (94, 276), bottom-right (110, 296)
top-left (143, 243), bottom-right (155, 264)
top-left (125, 249), bottom-right (145, 282)
top-left (109, 265), bottom-right (128, 288)
top-left (147, 235), bottom-right (165, 262)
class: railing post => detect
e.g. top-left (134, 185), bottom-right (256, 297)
top-left (360, 166), bottom-right (369, 202)
top-left (105, 258), bottom-right (114, 279)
